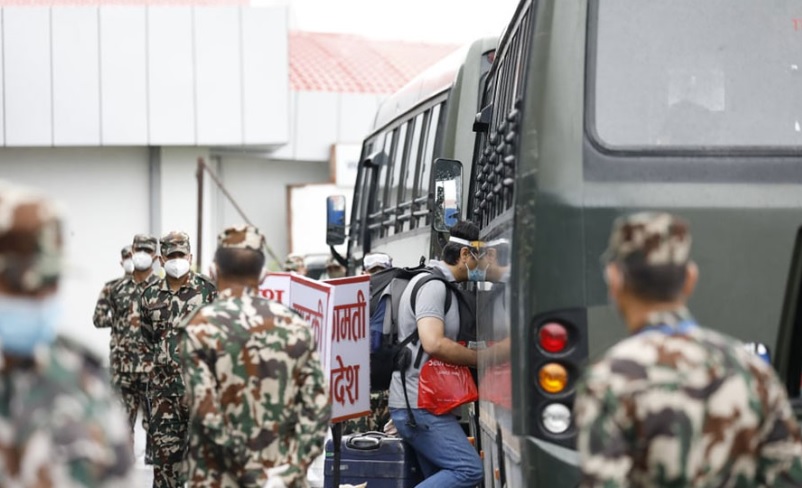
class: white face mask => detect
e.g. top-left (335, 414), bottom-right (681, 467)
top-left (132, 252), bottom-right (153, 271)
top-left (122, 258), bottom-right (134, 274)
top-left (164, 258), bottom-right (191, 279)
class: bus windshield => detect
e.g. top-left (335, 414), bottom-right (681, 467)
top-left (594, 0), bottom-right (802, 148)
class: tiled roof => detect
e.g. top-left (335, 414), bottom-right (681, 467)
top-left (290, 31), bottom-right (460, 94)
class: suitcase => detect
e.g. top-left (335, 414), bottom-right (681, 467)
top-left (323, 432), bottom-right (424, 488)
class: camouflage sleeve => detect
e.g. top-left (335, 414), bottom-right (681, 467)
top-left (50, 346), bottom-right (139, 487)
top-left (82, 379), bottom-right (140, 487)
top-left (278, 321), bottom-right (331, 487)
top-left (574, 363), bottom-right (634, 488)
top-left (178, 325), bottom-right (248, 468)
top-left (137, 291), bottom-right (157, 344)
top-left (92, 281), bottom-right (115, 328)
top-left (756, 371), bottom-right (802, 486)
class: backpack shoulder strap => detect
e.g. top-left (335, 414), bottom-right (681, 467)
top-left (409, 271), bottom-right (453, 316)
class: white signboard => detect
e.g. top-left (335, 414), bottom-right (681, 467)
top-left (258, 272), bottom-right (292, 306)
top-left (257, 271), bottom-right (371, 423)
top-left (289, 275), bottom-right (333, 372)
top-left (325, 275), bottom-right (371, 423)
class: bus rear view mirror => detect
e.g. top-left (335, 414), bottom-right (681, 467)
top-left (326, 195), bottom-right (347, 246)
top-left (433, 158), bottom-right (463, 232)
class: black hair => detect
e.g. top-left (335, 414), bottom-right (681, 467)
top-left (442, 221), bottom-right (480, 265)
top-left (215, 247), bottom-right (265, 279)
top-left (621, 262), bottom-right (688, 302)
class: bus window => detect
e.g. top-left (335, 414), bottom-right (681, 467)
top-left (594, 0), bottom-right (802, 148)
top-left (370, 131), bottom-right (394, 242)
top-left (385, 122), bottom-right (409, 237)
top-left (399, 113), bottom-right (425, 233)
top-left (415, 103), bottom-right (443, 228)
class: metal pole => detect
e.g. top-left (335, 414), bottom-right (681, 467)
top-left (332, 422), bottom-right (343, 487)
top-left (197, 157), bottom-right (204, 268)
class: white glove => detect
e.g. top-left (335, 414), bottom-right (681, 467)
top-left (383, 419), bottom-right (398, 436)
top-left (262, 464), bottom-right (290, 488)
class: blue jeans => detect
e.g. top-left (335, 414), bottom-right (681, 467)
top-left (390, 407), bottom-right (483, 488)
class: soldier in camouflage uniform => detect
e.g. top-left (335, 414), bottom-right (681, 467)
top-left (110, 234), bottom-right (160, 438)
top-left (93, 244), bottom-right (133, 380)
top-left (0, 179), bottom-right (138, 486)
top-left (574, 212), bottom-right (802, 487)
top-left (138, 231), bottom-right (216, 488)
top-left (178, 225), bottom-right (330, 487)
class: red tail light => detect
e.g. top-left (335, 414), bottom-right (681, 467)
top-left (539, 322), bottom-right (568, 353)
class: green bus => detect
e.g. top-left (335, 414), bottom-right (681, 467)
top-left (469, 0), bottom-right (802, 485)
top-left (329, 0), bottom-right (802, 485)
top-left (341, 37), bottom-right (496, 272)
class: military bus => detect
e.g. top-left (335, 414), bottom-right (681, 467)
top-left (336, 36), bottom-right (497, 271)
top-left (467, 0), bottom-right (802, 486)
top-left (329, 0), bottom-right (802, 486)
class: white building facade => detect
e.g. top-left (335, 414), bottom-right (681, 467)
top-left (0, 2), bottom-right (459, 359)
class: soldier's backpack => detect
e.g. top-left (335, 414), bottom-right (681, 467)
top-left (368, 260), bottom-right (475, 392)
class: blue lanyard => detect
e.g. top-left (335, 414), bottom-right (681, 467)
top-left (637, 320), bottom-right (697, 336)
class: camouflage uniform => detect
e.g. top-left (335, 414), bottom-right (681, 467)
top-left (0, 180), bottom-right (138, 487)
top-left (178, 225), bottom-right (330, 487)
top-left (93, 245), bottom-right (132, 379)
top-left (110, 234), bottom-right (160, 431)
top-left (575, 212), bottom-right (802, 487)
top-left (139, 231), bottom-right (216, 488)
top-left (342, 391), bottom-right (390, 435)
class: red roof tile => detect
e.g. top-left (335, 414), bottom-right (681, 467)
top-left (290, 31), bottom-right (460, 94)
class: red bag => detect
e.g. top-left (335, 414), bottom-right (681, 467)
top-left (417, 358), bottom-right (478, 415)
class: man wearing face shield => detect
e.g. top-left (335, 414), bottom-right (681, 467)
top-left (110, 234), bottom-right (161, 441)
top-left (0, 180), bottom-right (138, 486)
top-left (388, 220), bottom-right (485, 488)
top-left (138, 231), bottom-right (216, 488)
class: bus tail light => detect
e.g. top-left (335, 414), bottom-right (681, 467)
top-left (542, 403), bottom-right (571, 434)
top-left (539, 322), bottom-right (568, 353)
top-left (538, 362), bottom-right (568, 393)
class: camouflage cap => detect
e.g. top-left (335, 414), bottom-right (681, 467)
top-left (0, 180), bottom-right (63, 293)
top-left (160, 231), bottom-right (191, 256)
top-left (602, 212), bottom-right (692, 266)
top-left (283, 253), bottom-right (304, 271)
top-left (120, 245), bottom-right (132, 259)
top-left (217, 225), bottom-right (265, 253)
top-left (132, 234), bottom-right (158, 253)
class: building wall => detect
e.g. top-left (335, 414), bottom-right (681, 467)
top-left (215, 156), bottom-right (331, 265)
top-left (272, 91), bottom-right (384, 161)
top-left (0, 148), bottom-right (151, 359)
top-left (0, 5), bottom-right (289, 147)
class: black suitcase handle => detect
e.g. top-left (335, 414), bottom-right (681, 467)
top-left (345, 432), bottom-right (388, 451)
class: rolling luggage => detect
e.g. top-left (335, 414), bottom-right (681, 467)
top-left (323, 432), bottom-right (423, 488)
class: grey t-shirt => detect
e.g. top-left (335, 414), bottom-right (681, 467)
top-left (388, 260), bottom-right (462, 409)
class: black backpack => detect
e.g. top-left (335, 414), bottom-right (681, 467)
top-left (368, 262), bottom-right (475, 392)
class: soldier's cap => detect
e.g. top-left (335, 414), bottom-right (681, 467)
top-left (601, 212), bottom-right (692, 267)
top-left (363, 253), bottom-right (392, 271)
top-left (132, 234), bottom-right (158, 253)
top-left (120, 245), bottom-right (132, 259)
top-left (283, 253), bottom-right (304, 271)
top-left (161, 231), bottom-right (191, 256)
top-left (217, 225), bottom-right (265, 253)
top-left (0, 180), bottom-right (63, 293)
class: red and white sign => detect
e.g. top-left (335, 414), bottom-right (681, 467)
top-left (258, 271), bottom-right (371, 424)
top-left (325, 275), bottom-right (371, 423)
top-left (258, 272), bottom-right (292, 306)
